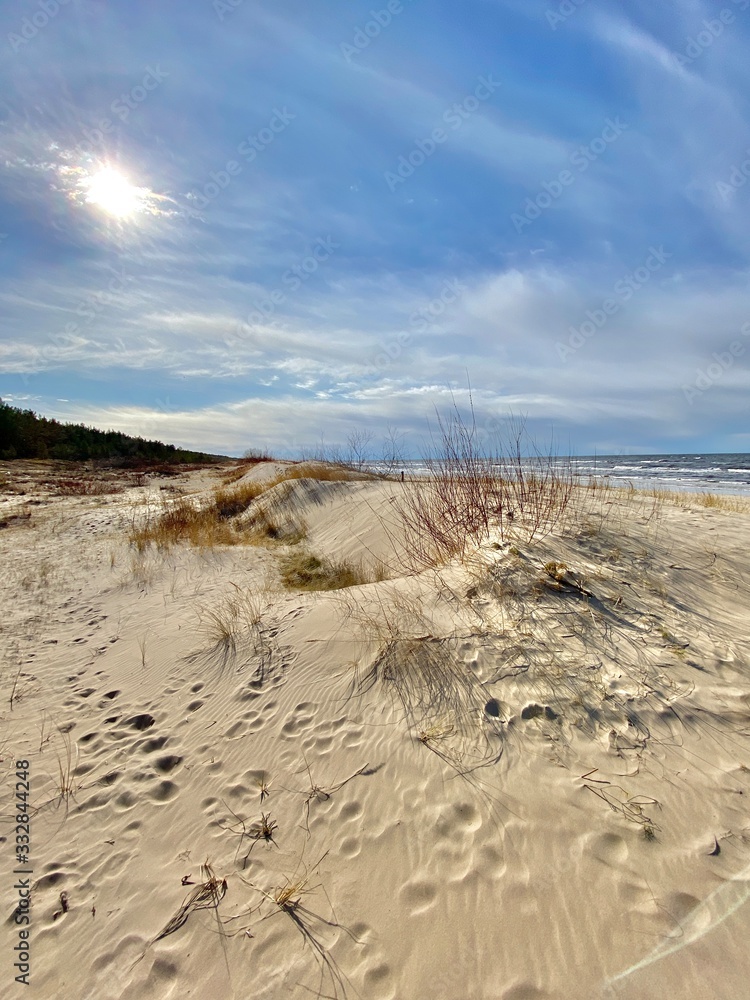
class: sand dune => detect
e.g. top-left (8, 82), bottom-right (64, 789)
top-left (2, 460), bottom-right (749, 999)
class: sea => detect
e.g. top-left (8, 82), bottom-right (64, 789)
top-left (567, 454), bottom-right (750, 496)
top-left (392, 454), bottom-right (750, 496)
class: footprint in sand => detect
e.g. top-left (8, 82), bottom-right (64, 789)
top-left (302, 732), bottom-right (335, 755)
top-left (589, 831), bottom-right (629, 867)
top-left (96, 690), bottom-right (119, 707)
top-left (362, 962), bottom-right (395, 1000)
top-left (340, 836), bottom-right (361, 859)
top-left (339, 800), bottom-right (363, 823)
top-left (478, 844), bottom-right (507, 880)
top-left (98, 769), bottom-right (122, 786)
top-left (235, 687), bottom-right (262, 703)
top-left (224, 720), bottom-right (247, 739)
top-left (399, 878), bottom-right (438, 914)
top-left (114, 789), bottom-right (138, 810)
top-left (126, 713), bottom-right (156, 731)
top-left (436, 801), bottom-right (482, 839)
top-left (148, 780), bottom-right (178, 802)
top-left (153, 754), bottom-right (182, 774)
top-left (34, 869), bottom-right (69, 892)
top-left (140, 735), bottom-right (169, 753)
top-left (502, 986), bottom-right (551, 1000)
top-left (280, 708), bottom-right (315, 738)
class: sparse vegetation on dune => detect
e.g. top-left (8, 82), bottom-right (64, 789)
top-left (647, 488), bottom-right (750, 513)
top-left (274, 462), bottom-right (378, 484)
top-left (129, 479), bottom-right (272, 549)
top-left (212, 480), bottom-right (269, 519)
top-left (197, 582), bottom-right (268, 651)
top-left (580, 478), bottom-right (750, 514)
top-left (129, 462), bottom-right (370, 551)
top-left (279, 549), bottom-right (382, 591)
top-left (130, 496), bottom-right (239, 550)
top-left (393, 406), bottom-right (576, 569)
top-left (219, 449), bottom-right (276, 484)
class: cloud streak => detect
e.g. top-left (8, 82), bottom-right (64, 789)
top-left (1, 0), bottom-right (749, 455)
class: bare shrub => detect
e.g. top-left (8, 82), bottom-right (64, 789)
top-left (393, 405), bottom-right (575, 568)
top-left (55, 477), bottom-right (124, 496)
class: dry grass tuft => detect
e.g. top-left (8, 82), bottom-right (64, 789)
top-left (697, 492), bottom-right (750, 512)
top-left (271, 873), bottom-right (315, 910)
top-left (55, 728), bottom-right (79, 802)
top-left (277, 462), bottom-right (376, 484)
top-left (543, 560), bottom-right (568, 581)
top-left (128, 483), bottom-right (264, 550)
top-left (198, 583), bottom-right (267, 651)
top-left (418, 722), bottom-right (456, 744)
top-left (654, 490), bottom-right (750, 513)
top-left (593, 483), bottom-right (750, 515)
top-left (295, 756), bottom-right (373, 835)
top-left (393, 405), bottom-right (575, 569)
top-left (130, 497), bottom-right (237, 550)
top-left (212, 481), bottom-right (267, 519)
top-left (241, 507), bottom-right (308, 545)
top-left (252, 812), bottom-right (278, 843)
top-left (279, 550), bottom-right (376, 591)
top-left (239, 849), bottom-right (352, 998)
top-left (55, 476), bottom-right (125, 496)
top-left (153, 861), bottom-right (227, 943)
top-left (248, 850), bottom-right (330, 913)
top-left (129, 463), bottom-right (368, 551)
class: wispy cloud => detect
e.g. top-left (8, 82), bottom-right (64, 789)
top-left (1, 0), bottom-right (749, 454)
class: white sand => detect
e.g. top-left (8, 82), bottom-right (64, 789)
top-left (2, 462), bottom-right (749, 999)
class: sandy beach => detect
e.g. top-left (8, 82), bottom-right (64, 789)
top-left (2, 459), bottom-right (749, 1000)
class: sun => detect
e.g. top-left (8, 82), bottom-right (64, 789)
top-left (83, 168), bottom-right (144, 218)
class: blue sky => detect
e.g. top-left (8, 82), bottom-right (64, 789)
top-left (1, 0), bottom-right (749, 457)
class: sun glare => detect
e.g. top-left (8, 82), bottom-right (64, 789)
top-left (84, 168), bottom-right (143, 218)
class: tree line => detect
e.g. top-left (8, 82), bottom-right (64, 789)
top-left (0, 399), bottom-right (223, 465)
